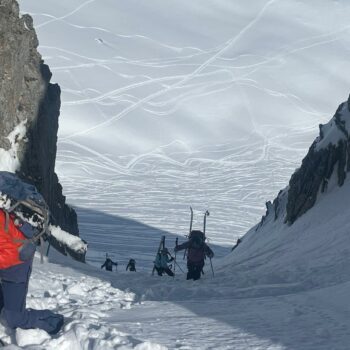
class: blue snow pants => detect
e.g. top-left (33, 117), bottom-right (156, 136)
top-left (0, 260), bottom-right (64, 334)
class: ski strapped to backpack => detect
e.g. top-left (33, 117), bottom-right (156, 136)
top-left (202, 210), bottom-right (214, 277)
top-left (203, 210), bottom-right (209, 235)
top-left (152, 235), bottom-right (165, 275)
top-left (174, 237), bottom-right (178, 275)
top-left (183, 207), bottom-right (193, 259)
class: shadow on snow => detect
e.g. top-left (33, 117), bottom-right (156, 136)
top-left (48, 208), bottom-right (350, 350)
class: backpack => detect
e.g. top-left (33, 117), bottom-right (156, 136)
top-left (0, 171), bottom-right (50, 269)
top-left (188, 230), bottom-right (205, 249)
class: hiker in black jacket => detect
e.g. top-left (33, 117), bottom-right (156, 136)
top-left (126, 259), bottom-right (136, 272)
top-left (101, 257), bottom-right (118, 271)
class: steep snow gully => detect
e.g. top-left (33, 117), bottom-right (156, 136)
top-left (3, 0), bottom-right (350, 348)
top-left (3, 101), bottom-right (350, 349)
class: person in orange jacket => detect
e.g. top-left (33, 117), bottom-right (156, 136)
top-left (0, 210), bottom-right (64, 334)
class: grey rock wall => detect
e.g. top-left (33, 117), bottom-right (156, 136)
top-left (0, 0), bottom-right (83, 260)
top-left (286, 99), bottom-right (350, 225)
top-left (257, 97), bottom-right (350, 229)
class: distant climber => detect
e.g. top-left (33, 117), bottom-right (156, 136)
top-left (231, 238), bottom-right (242, 252)
top-left (101, 255), bottom-right (118, 271)
top-left (154, 248), bottom-right (174, 277)
top-left (174, 230), bottom-right (214, 281)
top-left (126, 258), bottom-right (136, 272)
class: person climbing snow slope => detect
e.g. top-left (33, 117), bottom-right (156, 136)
top-left (154, 248), bottom-right (174, 277)
top-left (175, 230), bottom-right (214, 281)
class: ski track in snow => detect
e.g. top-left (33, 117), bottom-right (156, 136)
top-left (35, 0), bottom-right (97, 29)
top-left (42, 0), bottom-right (297, 141)
top-left (57, 128), bottom-right (314, 268)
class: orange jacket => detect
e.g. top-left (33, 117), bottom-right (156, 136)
top-left (0, 210), bottom-right (26, 269)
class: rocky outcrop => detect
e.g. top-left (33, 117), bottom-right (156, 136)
top-left (0, 0), bottom-right (83, 260)
top-left (257, 96), bottom-right (350, 228)
top-left (256, 188), bottom-right (288, 230)
top-left (286, 98), bottom-right (350, 224)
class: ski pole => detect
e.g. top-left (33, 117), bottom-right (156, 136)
top-left (209, 257), bottom-right (214, 278)
top-left (174, 259), bottom-right (185, 274)
top-left (169, 252), bottom-right (185, 274)
top-left (174, 237), bottom-right (178, 275)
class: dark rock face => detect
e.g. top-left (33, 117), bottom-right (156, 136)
top-left (257, 97), bottom-right (350, 229)
top-left (0, 0), bottom-right (82, 259)
top-left (286, 99), bottom-right (350, 225)
top-left (256, 189), bottom-right (287, 230)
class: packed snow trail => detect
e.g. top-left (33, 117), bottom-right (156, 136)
top-left (2, 238), bottom-right (350, 350)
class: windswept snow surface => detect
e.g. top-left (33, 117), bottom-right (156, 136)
top-left (17, 0), bottom-right (350, 264)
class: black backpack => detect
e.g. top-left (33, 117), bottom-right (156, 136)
top-left (189, 230), bottom-right (205, 249)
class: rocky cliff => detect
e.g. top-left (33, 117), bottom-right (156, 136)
top-left (257, 95), bottom-right (350, 228)
top-left (0, 0), bottom-right (83, 259)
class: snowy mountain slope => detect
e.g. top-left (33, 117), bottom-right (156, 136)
top-left (17, 0), bottom-right (350, 260)
top-left (5, 2), bottom-right (350, 347)
top-left (4, 182), bottom-right (350, 350)
top-left (3, 104), bottom-right (350, 349)
top-left (3, 127), bottom-right (350, 350)
top-left (220, 175), bottom-right (350, 291)
top-left (219, 97), bottom-right (350, 288)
